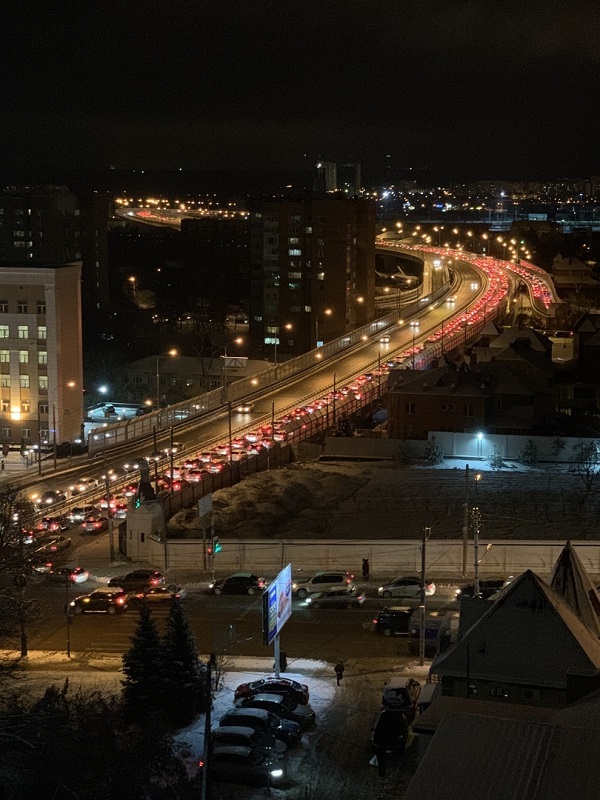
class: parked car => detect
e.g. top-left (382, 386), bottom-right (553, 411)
top-left (39, 565), bottom-right (90, 584)
top-left (370, 708), bottom-right (409, 755)
top-left (373, 606), bottom-right (413, 636)
top-left (381, 677), bottom-right (421, 720)
top-left (211, 726), bottom-right (287, 759)
top-left (293, 571), bottom-right (355, 599)
top-left (81, 515), bottom-right (109, 534)
top-left (68, 588), bottom-right (129, 615)
top-left (128, 585), bottom-right (186, 605)
top-left (377, 576), bottom-right (436, 598)
top-left (209, 573), bottom-right (266, 596)
top-left (107, 569), bottom-right (165, 591)
top-left (208, 745), bottom-right (284, 788)
top-left (219, 708), bottom-right (302, 748)
top-left (305, 587), bottom-right (366, 609)
top-left (234, 677), bottom-right (310, 705)
top-left (235, 693), bottom-right (315, 728)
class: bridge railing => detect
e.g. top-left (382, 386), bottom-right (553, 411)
top-left (88, 278), bottom-right (454, 454)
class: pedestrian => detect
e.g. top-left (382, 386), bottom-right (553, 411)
top-left (362, 558), bottom-right (370, 581)
top-left (279, 651), bottom-right (288, 673)
top-left (334, 661), bottom-right (345, 685)
top-left (1, 459), bottom-right (4, 471)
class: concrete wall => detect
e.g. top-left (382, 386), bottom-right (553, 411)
top-left (131, 536), bottom-right (600, 581)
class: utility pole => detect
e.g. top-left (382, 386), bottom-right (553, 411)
top-left (472, 507), bottom-right (481, 597)
top-left (419, 526), bottom-right (430, 666)
top-left (169, 426), bottom-right (175, 495)
top-left (52, 401), bottom-right (57, 470)
top-left (200, 659), bottom-right (212, 800)
top-left (65, 572), bottom-right (71, 658)
top-left (105, 474), bottom-right (115, 562)
top-left (462, 464), bottom-right (470, 577)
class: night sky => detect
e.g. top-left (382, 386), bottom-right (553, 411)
top-left (2, 0), bottom-right (600, 182)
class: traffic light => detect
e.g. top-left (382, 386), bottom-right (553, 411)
top-left (206, 541), bottom-right (213, 556)
top-left (212, 536), bottom-right (222, 554)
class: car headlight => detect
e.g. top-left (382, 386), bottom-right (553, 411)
top-left (270, 769), bottom-right (283, 778)
top-left (377, 587), bottom-right (384, 593)
top-left (292, 582), bottom-right (298, 590)
top-left (305, 598), bottom-right (312, 605)
top-left (208, 583), bottom-right (214, 589)
top-left (69, 601), bottom-right (75, 607)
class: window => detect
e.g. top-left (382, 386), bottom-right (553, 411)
top-left (0, 351), bottom-right (8, 363)
top-left (40, 428), bottom-right (49, 441)
top-left (317, 272), bottom-right (325, 280)
top-left (288, 249), bottom-right (302, 256)
top-left (441, 403), bottom-right (455, 411)
top-left (288, 272), bottom-right (302, 279)
top-left (38, 403), bottom-right (48, 415)
top-left (405, 402), bottom-right (415, 414)
top-left (19, 350), bottom-right (28, 364)
top-left (2, 428), bottom-right (11, 438)
top-left (0, 326), bottom-right (8, 339)
top-left (305, 226), bottom-right (312, 234)
top-left (0, 377), bottom-right (9, 388)
top-left (288, 282), bottom-right (300, 290)
top-left (21, 428), bottom-right (31, 439)
top-left (36, 302), bottom-right (46, 314)
top-left (37, 326), bottom-right (46, 340)
top-left (39, 376), bottom-right (48, 390)
top-left (38, 351), bottom-right (47, 365)
top-left (21, 401), bottom-right (30, 413)
top-left (17, 301), bottom-right (27, 314)
top-left (1, 400), bottom-right (8, 412)
top-left (0, 301), bottom-right (7, 313)
top-left (18, 326), bottom-right (28, 339)
top-left (288, 237), bottom-right (300, 244)
top-left (20, 375), bottom-right (29, 388)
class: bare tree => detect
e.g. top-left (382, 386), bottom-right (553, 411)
top-left (570, 439), bottom-right (600, 495)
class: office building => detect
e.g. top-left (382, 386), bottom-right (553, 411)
top-left (338, 162), bottom-right (362, 197)
top-left (313, 161), bottom-right (338, 193)
top-left (0, 263), bottom-right (84, 450)
top-left (249, 193), bottom-right (376, 356)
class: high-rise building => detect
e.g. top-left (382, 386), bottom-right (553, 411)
top-left (249, 193), bottom-right (376, 357)
top-left (0, 263), bottom-right (83, 450)
top-left (338, 162), bottom-right (362, 197)
top-left (313, 161), bottom-right (338, 193)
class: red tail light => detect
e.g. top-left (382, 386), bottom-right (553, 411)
top-left (116, 597), bottom-right (125, 605)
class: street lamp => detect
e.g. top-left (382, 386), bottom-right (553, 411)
top-left (274, 324), bottom-right (292, 365)
top-left (156, 349), bottom-right (178, 408)
top-left (221, 337), bottom-right (243, 402)
top-left (52, 380), bottom-right (76, 471)
top-left (410, 321), bottom-right (420, 369)
top-left (316, 308), bottom-right (332, 348)
top-left (128, 276), bottom-right (137, 298)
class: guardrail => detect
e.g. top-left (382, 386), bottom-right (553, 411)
top-left (88, 275), bottom-right (454, 454)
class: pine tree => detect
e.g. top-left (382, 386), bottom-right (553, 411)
top-left (162, 598), bottom-right (208, 725)
top-left (121, 602), bottom-right (165, 722)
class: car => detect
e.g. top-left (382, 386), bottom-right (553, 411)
top-left (234, 402), bottom-right (255, 414)
top-left (32, 534), bottom-right (72, 557)
top-left (379, 334), bottom-right (391, 343)
top-left (377, 576), bottom-right (436, 598)
top-left (69, 477), bottom-right (99, 496)
top-left (211, 726), bottom-right (287, 759)
top-left (107, 569), bottom-right (165, 591)
top-left (456, 579), bottom-right (511, 599)
top-left (373, 606), bottom-right (413, 636)
top-left (37, 565), bottom-right (90, 584)
top-left (81, 515), bottom-right (109, 534)
top-left (234, 677), bottom-right (310, 705)
top-left (68, 588), bottom-right (129, 615)
top-left (305, 587), bottom-right (366, 609)
top-left (208, 745), bottom-right (284, 788)
top-left (128, 585), bottom-right (186, 605)
top-left (68, 506), bottom-right (99, 524)
top-left (186, 468), bottom-right (209, 482)
top-left (381, 677), bottom-right (421, 720)
top-left (35, 515), bottom-right (71, 533)
top-left (209, 573), bottom-right (266, 596)
top-left (38, 490), bottom-right (67, 506)
top-left (293, 571), bottom-right (355, 599)
top-left (219, 708), bottom-right (302, 748)
top-left (235, 693), bottom-right (315, 728)
top-left (370, 708), bottom-right (409, 755)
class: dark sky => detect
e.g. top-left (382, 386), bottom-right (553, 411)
top-left (2, 0), bottom-right (600, 181)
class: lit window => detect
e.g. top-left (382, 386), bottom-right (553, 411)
top-left (20, 375), bottom-right (29, 388)
top-left (39, 376), bottom-right (48, 390)
top-left (0, 377), bottom-right (9, 388)
top-left (317, 272), bottom-right (325, 280)
top-left (37, 326), bottom-right (46, 340)
top-left (0, 326), bottom-right (9, 339)
top-left (288, 249), bottom-right (302, 256)
top-left (22, 428), bottom-right (31, 439)
top-left (18, 326), bottom-right (28, 339)
top-left (1, 400), bottom-right (8, 412)
top-left (19, 351), bottom-right (28, 364)
top-left (0, 351), bottom-right (8, 363)
top-left (288, 272), bottom-right (302, 279)
top-left (21, 401), bottom-right (30, 413)
top-left (38, 351), bottom-right (47, 365)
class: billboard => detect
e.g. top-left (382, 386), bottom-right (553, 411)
top-left (262, 563), bottom-right (292, 646)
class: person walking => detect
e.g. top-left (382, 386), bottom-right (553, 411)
top-left (362, 558), bottom-right (370, 581)
top-left (334, 661), bottom-right (345, 686)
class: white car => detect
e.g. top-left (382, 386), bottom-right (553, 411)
top-left (70, 477), bottom-right (99, 496)
top-left (377, 576), bottom-right (436, 598)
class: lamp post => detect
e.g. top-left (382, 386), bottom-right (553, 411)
top-left (274, 323), bottom-right (292, 365)
top-left (155, 348), bottom-right (178, 408)
top-left (410, 321), bottom-right (420, 369)
top-left (103, 472), bottom-right (116, 562)
top-left (221, 337), bottom-right (243, 403)
top-left (315, 308), bottom-right (332, 349)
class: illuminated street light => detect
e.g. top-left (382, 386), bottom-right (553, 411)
top-left (156, 348), bottom-right (179, 407)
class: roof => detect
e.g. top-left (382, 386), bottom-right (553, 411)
top-left (431, 570), bottom-right (600, 688)
top-left (548, 541), bottom-right (600, 637)
top-left (489, 326), bottom-right (552, 353)
top-left (413, 696), bottom-right (554, 735)
top-left (403, 712), bottom-right (600, 800)
top-left (550, 688), bottom-right (600, 730)
top-left (387, 366), bottom-right (487, 397)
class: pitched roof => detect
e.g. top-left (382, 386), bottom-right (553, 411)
top-left (489, 326), bottom-right (552, 352)
top-left (387, 366), bottom-right (487, 397)
top-left (548, 541), bottom-right (600, 637)
top-left (413, 696), bottom-right (554, 735)
top-left (431, 570), bottom-right (600, 688)
top-left (403, 712), bottom-right (600, 800)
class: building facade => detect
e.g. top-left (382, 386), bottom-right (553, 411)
top-left (249, 193), bottom-right (376, 357)
top-left (0, 263), bottom-right (84, 449)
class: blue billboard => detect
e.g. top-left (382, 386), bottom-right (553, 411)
top-left (263, 564), bottom-right (292, 646)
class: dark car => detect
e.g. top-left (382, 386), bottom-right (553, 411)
top-left (220, 708), bottom-right (302, 748)
top-left (208, 745), bottom-right (284, 788)
top-left (36, 516), bottom-right (71, 533)
top-left (306, 587), bottom-right (366, 609)
top-left (38, 565), bottom-right (90, 584)
top-left (381, 677), bottom-right (421, 720)
top-left (82, 515), bottom-right (109, 534)
top-left (39, 490), bottom-right (67, 507)
top-left (371, 709), bottom-right (409, 755)
top-left (209, 573), bottom-right (266, 596)
top-left (128, 585), bottom-right (185, 606)
top-left (373, 606), bottom-right (413, 636)
top-left (234, 677), bottom-right (310, 706)
top-left (107, 569), bottom-right (165, 591)
top-left (68, 588), bottom-right (129, 615)
top-left (211, 726), bottom-right (287, 759)
top-left (457, 579), bottom-right (508, 599)
top-left (235, 693), bottom-right (315, 728)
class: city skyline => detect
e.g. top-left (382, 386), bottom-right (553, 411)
top-left (2, 1), bottom-right (600, 180)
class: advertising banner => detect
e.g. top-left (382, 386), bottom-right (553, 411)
top-left (263, 563), bottom-right (292, 645)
